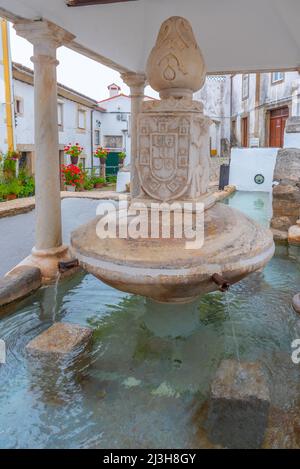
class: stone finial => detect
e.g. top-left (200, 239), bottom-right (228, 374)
top-left (146, 16), bottom-right (206, 99)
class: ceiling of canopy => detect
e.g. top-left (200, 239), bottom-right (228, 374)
top-left (66, 0), bottom-right (137, 7)
top-left (0, 0), bottom-right (300, 75)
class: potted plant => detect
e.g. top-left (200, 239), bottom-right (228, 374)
top-left (94, 177), bottom-right (106, 189)
top-left (64, 143), bottom-right (84, 165)
top-left (118, 151), bottom-right (126, 168)
top-left (94, 147), bottom-right (108, 179)
top-left (2, 179), bottom-right (22, 201)
top-left (94, 147), bottom-right (108, 164)
top-left (61, 164), bottom-right (84, 191)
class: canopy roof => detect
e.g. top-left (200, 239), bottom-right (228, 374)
top-left (1, 0), bottom-right (300, 75)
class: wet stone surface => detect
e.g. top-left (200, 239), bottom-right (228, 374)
top-left (205, 359), bottom-right (270, 449)
top-left (26, 322), bottom-right (93, 356)
top-left (0, 266), bottom-right (41, 307)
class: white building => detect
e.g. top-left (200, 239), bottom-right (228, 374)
top-left (98, 83), bottom-right (154, 169)
top-left (12, 65), bottom-right (136, 175)
top-left (195, 75), bottom-right (231, 158)
top-left (231, 71), bottom-right (300, 149)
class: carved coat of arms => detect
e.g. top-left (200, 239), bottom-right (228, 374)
top-left (137, 115), bottom-right (190, 201)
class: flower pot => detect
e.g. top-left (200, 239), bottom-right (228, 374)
top-left (4, 193), bottom-right (17, 201)
top-left (70, 156), bottom-right (79, 165)
top-left (65, 185), bottom-right (76, 192)
top-left (100, 157), bottom-right (107, 165)
top-left (94, 183), bottom-right (104, 189)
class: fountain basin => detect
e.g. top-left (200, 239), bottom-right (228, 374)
top-left (71, 203), bottom-right (274, 303)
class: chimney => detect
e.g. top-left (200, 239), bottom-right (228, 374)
top-left (108, 83), bottom-right (121, 98)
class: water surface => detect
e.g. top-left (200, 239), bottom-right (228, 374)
top-left (0, 192), bottom-right (299, 448)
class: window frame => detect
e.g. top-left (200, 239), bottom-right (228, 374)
top-left (77, 107), bottom-right (87, 131)
top-left (103, 135), bottom-right (123, 150)
top-left (242, 74), bottom-right (249, 101)
top-left (94, 129), bottom-right (101, 146)
top-left (14, 96), bottom-right (24, 117)
top-left (271, 72), bottom-right (285, 85)
top-left (57, 101), bottom-right (64, 130)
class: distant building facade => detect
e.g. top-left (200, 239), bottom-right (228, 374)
top-left (195, 75), bottom-right (231, 158)
top-left (12, 67), bottom-right (138, 175)
top-left (231, 71), bottom-right (300, 149)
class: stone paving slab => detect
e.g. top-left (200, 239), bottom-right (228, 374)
top-left (205, 359), bottom-right (270, 449)
top-left (26, 322), bottom-right (93, 356)
top-left (0, 191), bottom-right (128, 219)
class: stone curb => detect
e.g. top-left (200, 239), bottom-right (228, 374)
top-left (0, 266), bottom-right (42, 307)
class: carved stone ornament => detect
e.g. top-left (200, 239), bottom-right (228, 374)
top-left (137, 108), bottom-right (210, 201)
top-left (146, 16), bottom-right (206, 99)
top-left (137, 17), bottom-right (210, 202)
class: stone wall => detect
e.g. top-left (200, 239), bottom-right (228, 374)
top-left (271, 148), bottom-right (300, 240)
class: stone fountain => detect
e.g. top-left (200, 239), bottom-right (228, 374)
top-left (71, 16), bottom-right (274, 304)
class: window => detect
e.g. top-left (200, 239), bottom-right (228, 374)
top-left (14, 97), bottom-right (24, 116)
top-left (231, 119), bottom-right (237, 145)
top-left (272, 72), bottom-right (284, 84)
top-left (103, 135), bottom-right (123, 149)
top-left (78, 109), bottom-right (86, 130)
top-left (57, 102), bottom-right (64, 129)
top-left (94, 129), bottom-right (100, 146)
top-left (242, 74), bottom-right (249, 100)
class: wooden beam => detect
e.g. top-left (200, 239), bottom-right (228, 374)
top-left (67, 0), bottom-right (137, 7)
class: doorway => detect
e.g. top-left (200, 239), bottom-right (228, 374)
top-left (269, 106), bottom-right (289, 147)
top-left (241, 117), bottom-right (248, 147)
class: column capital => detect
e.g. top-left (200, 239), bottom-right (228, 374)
top-left (14, 20), bottom-right (75, 57)
top-left (121, 72), bottom-right (147, 96)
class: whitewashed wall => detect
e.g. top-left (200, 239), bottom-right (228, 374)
top-left (232, 73), bottom-right (257, 146)
top-left (195, 75), bottom-right (231, 156)
top-left (232, 71), bottom-right (300, 148)
top-left (99, 95), bottom-right (131, 164)
top-left (229, 148), bottom-right (278, 192)
top-left (12, 79), bottom-right (133, 169)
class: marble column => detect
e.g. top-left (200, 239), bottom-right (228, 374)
top-left (120, 72), bottom-right (146, 197)
top-left (13, 20), bottom-right (75, 280)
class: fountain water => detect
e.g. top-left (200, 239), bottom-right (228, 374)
top-left (71, 16), bottom-right (274, 304)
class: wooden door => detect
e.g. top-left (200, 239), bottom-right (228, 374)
top-left (241, 117), bottom-right (248, 147)
top-left (269, 107), bottom-right (289, 147)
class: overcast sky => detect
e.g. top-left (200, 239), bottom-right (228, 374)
top-left (9, 23), bottom-right (157, 102)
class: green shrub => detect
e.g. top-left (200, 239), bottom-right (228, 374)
top-left (93, 176), bottom-right (106, 186)
top-left (19, 176), bottom-right (35, 197)
top-left (0, 179), bottom-right (22, 199)
top-left (83, 177), bottom-right (94, 191)
top-left (106, 175), bottom-right (117, 184)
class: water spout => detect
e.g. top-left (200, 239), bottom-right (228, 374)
top-left (58, 259), bottom-right (79, 273)
top-left (212, 273), bottom-right (231, 292)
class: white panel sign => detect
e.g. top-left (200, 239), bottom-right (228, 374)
top-left (229, 148), bottom-right (279, 192)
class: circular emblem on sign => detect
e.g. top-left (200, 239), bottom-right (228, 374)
top-left (254, 174), bottom-right (265, 185)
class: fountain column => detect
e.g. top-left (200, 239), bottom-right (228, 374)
top-left (120, 72), bottom-right (146, 197)
top-left (14, 20), bottom-right (75, 280)
top-left (71, 16), bottom-right (274, 304)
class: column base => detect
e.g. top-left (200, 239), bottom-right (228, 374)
top-left (10, 245), bottom-right (74, 283)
